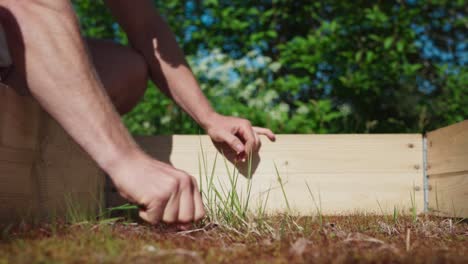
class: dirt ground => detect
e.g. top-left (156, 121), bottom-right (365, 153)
top-left (0, 215), bottom-right (467, 264)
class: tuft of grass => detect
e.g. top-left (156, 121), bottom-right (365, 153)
top-left (274, 162), bottom-right (291, 213)
top-left (410, 184), bottom-right (418, 223)
top-left (393, 206), bottom-right (399, 224)
top-left (64, 194), bottom-right (97, 224)
top-left (305, 181), bottom-right (323, 229)
top-left (198, 139), bottom-right (259, 231)
top-left (376, 198), bottom-right (389, 223)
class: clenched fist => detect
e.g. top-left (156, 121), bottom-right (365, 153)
top-left (107, 150), bottom-right (205, 224)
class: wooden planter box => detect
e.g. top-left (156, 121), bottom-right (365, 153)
top-left (1, 85), bottom-right (467, 223)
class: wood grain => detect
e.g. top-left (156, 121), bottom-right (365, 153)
top-left (0, 85), bottom-right (41, 222)
top-left (108, 134), bottom-right (424, 215)
top-left (32, 113), bottom-right (105, 218)
top-left (428, 172), bottom-right (468, 218)
top-left (0, 85), bottom-right (104, 223)
top-left (0, 85), bottom-right (41, 150)
top-left (427, 120), bottom-right (468, 175)
top-left (427, 120), bottom-right (468, 218)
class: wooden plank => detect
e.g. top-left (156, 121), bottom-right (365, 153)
top-left (427, 120), bottom-right (468, 218)
top-left (32, 114), bottom-right (105, 218)
top-left (108, 134), bottom-right (424, 215)
top-left (0, 85), bottom-right (104, 223)
top-left (0, 158), bottom-right (39, 223)
top-left (0, 146), bottom-right (36, 164)
top-left (427, 120), bottom-right (468, 175)
top-left (428, 172), bottom-right (468, 218)
top-left (0, 85), bottom-right (41, 223)
top-left (137, 134), bottom-right (423, 174)
top-left (0, 84), bottom-right (41, 150)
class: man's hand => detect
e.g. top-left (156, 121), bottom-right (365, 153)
top-left (107, 150), bottom-right (205, 224)
top-left (204, 113), bottom-right (276, 161)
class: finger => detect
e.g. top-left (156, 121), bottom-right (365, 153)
top-left (239, 125), bottom-right (256, 158)
top-left (253, 127), bottom-right (276, 141)
top-left (177, 179), bottom-right (195, 223)
top-left (253, 129), bottom-right (261, 151)
top-left (220, 131), bottom-right (245, 154)
top-left (162, 191), bottom-right (180, 224)
top-left (138, 200), bottom-right (165, 225)
top-left (191, 177), bottom-right (206, 221)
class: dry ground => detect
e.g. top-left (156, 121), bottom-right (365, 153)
top-left (0, 215), bottom-right (467, 264)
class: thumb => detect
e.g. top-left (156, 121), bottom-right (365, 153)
top-left (138, 203), bottom-right (165, 225)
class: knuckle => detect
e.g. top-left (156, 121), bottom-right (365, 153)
top-left (166, 176), bottom-right (179, 190)
top-left (189, 175), bottom-right (198, 185)
top-left (166, 177), bottom-right (180, 193)
top-left (178, 174), bottom-right (192, 189)
top-left (231, 137), bottom-right (241, 145)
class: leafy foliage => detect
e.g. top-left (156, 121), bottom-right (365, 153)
top-left (73, 0), bottom-right (467, 134)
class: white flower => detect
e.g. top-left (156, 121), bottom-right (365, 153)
top-left (297, 105), bottom-right (309, 115)
top-left (161, 116), bottom-right (171, 125)
top-left (278, 103), bottom-right (290, 112)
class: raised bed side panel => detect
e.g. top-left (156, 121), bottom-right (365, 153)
top-left (427, 121), bottom-right (468, 218)
top-left (0, 85), bottom-right (104, 224)
top-left (31, 112), bottom-right (105, 220)
top-left (108, 134), bottom-right (424, 215)
top-left (0, 85), bottom-right (41, 223)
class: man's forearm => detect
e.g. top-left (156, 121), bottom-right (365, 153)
top-left (1, 1), bottom-right (139, 170)
top-left (105, 0), bottom-right (217, 128)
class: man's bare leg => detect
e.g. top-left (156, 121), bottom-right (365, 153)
top-left (87, 39), bottom-right (148, 115)
top-left (4, 39), bottom-right (148, 115)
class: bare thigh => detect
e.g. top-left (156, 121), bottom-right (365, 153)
top-left (4, 39), bottom-right (149, 115)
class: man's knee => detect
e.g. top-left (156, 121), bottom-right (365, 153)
top-left (87, 39), bottom-right (149, 114)
top-left (118, 49), bottom-right (148, 114)
top-left (127, 49), bottom-right (149, 99)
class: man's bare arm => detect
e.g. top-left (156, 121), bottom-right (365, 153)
top-left (105, 0), bottom-right (276, 158)
top-left (0, 0), bottom-right (204, 224)
top-left (104, 0), bottom-right (215, 128)
top-left (1, 0), bottom-right (136, 169)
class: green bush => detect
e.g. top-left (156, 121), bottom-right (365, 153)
top-left (74, 0), bottom-right (467, 134)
